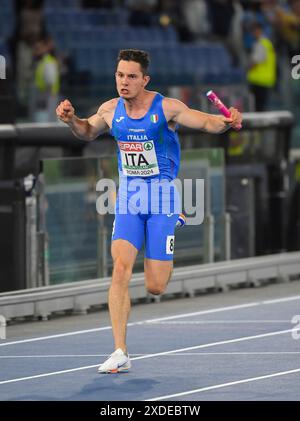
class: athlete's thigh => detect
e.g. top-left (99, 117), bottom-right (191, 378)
top-left (112, 210), bottom-right (145, 253)
top-left (145, 213), bottom-right (179, 260)
top-left (144, 257), bottom-right (173, 283)
top-left (111, 239), bottom-right (139, 268)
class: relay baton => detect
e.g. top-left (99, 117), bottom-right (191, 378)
top-left (206, 90), bottom-right (242, 130)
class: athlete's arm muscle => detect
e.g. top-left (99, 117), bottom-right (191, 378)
top-left (163, 98), bottom-right (242, 134)
top-left (57, 98), bottom-right (117, 141)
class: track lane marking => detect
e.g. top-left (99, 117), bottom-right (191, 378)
top-left (146, 367), bottom-right (300, 401)
top-left (0, 328), bottom-right (293, 385)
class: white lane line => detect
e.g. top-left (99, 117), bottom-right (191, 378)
top-left (0, 303), bottom-right (259, 347)
top-left (0, 354), bottom-right (142, 358)
top-left (1, 351), bottom-right (300, 358)
top-left (1, 293), bottom-right (300, 347)
top-left (145, 320), bottom-right (291, 324)
top-left (263, 295), bottom-right (300, 304)
top-left (130, 329), bottom-right (294, 362)
top-left (0, 328), bottom-right (293, 385)
top-left (0, 364), bottom-right (99, 385)
top-left (145, 367), bottom-right (300, 401)
top-left (0, 326), bottom-right (112, 347)
top-left (142, 303), bottom-right (259, 323)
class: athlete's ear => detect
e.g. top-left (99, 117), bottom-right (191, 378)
top-left (143, 75), bottom-right (150, 87)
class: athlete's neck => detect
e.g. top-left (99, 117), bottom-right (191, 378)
top-left (124, 90), bottom-right (155, 115)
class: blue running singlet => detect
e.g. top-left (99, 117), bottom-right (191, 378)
top-left (110, 92), bottom-right (182, 260)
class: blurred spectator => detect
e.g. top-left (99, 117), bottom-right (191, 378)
top-left (241, 0), bottom-right (274, 53)
top-left (272, 0), bottom-right (300, 58)
top-left (206, 0), bottom-right (241, 65)
top-left (126, 0), bottom-right (158, 26)
top-left (206, 0), bottom-right (235, 39)
top-left (247, 22), bottom-right (277, 111)
top-left (16, 0), bottom-right (45, 41)
top-left (29, 36), bottom-right (60, 122)
top-left (230, 0), bottom-right (245, 66)
top-left (10, 0), bottom-right (45, 116)
top-left (158, 0), bottom-right (193, 41)
top-left (182, 0), bottom-right (210, 39)
top-left (16, 34), bottom-right (35, 115)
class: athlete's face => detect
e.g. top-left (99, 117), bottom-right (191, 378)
top-left (115, 60), bottom-right (150, 99)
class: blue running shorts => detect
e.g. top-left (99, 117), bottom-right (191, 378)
top-left (112, 178), bottom-right (181, 260)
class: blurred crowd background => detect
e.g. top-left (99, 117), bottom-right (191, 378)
top-left (0, 0), bottom-right (300, 142)
top-left (1, 0), bottom-right (300, 289)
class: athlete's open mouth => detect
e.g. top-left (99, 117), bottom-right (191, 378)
top-left (121, 89), bottom-right (129, 94)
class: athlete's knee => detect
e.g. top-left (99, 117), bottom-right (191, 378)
top-left (144, 262), bottom-right (173, 295)
top-left (112, 258), bottom-right (133, 283)
top-left (146, 273), bottom-right (171, 296)
top-left (146, 284), bottom-right (166, 296)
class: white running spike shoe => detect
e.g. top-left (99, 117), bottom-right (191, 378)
top-left (98, 348), bottom-right (131, 374)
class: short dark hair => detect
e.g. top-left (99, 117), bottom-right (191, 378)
top-left (117, 49), bottom-right (150, 75)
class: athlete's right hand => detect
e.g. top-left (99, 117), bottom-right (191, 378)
top-left (56, 99), bottom-right (75, 124)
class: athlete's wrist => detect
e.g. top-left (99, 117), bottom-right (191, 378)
top-left (220, 116), bottom-right (231, 133)
top-left (67, 115), bottom-right (78, 128)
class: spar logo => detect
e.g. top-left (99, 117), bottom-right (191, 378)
top-left (119, 142), bottom-right (153, 152)
top-left (119, 142), bottom-right (143, 152)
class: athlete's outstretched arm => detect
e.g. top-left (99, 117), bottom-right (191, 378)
top-left (56, 99), bottom-right (116, 141)
top-left (163, 98), bottom-right (242, 133)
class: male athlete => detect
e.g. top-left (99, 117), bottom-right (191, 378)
top-left (56, 49), bottom-right (242, 373)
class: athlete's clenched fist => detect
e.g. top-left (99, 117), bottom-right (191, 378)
top-left (56, 99), bottom-right (75, 124)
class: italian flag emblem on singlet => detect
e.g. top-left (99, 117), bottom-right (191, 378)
top-left (150, 114), bottom-right (159, 123)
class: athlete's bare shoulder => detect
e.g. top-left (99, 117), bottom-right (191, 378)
top-left (97, 98), bottom-right (118, 116)
top-left (162, 97), bottom-right (187, 122)
top-left (96, 98), bottom-right (118, 128)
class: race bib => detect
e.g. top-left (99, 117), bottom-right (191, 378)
top-left (119, 141), bottom-right (160, 177)
top-left (166, 235), bottom-right (175, 255)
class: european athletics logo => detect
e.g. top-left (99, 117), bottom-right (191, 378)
top-left (144, 141), bottom-right (153, 151)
